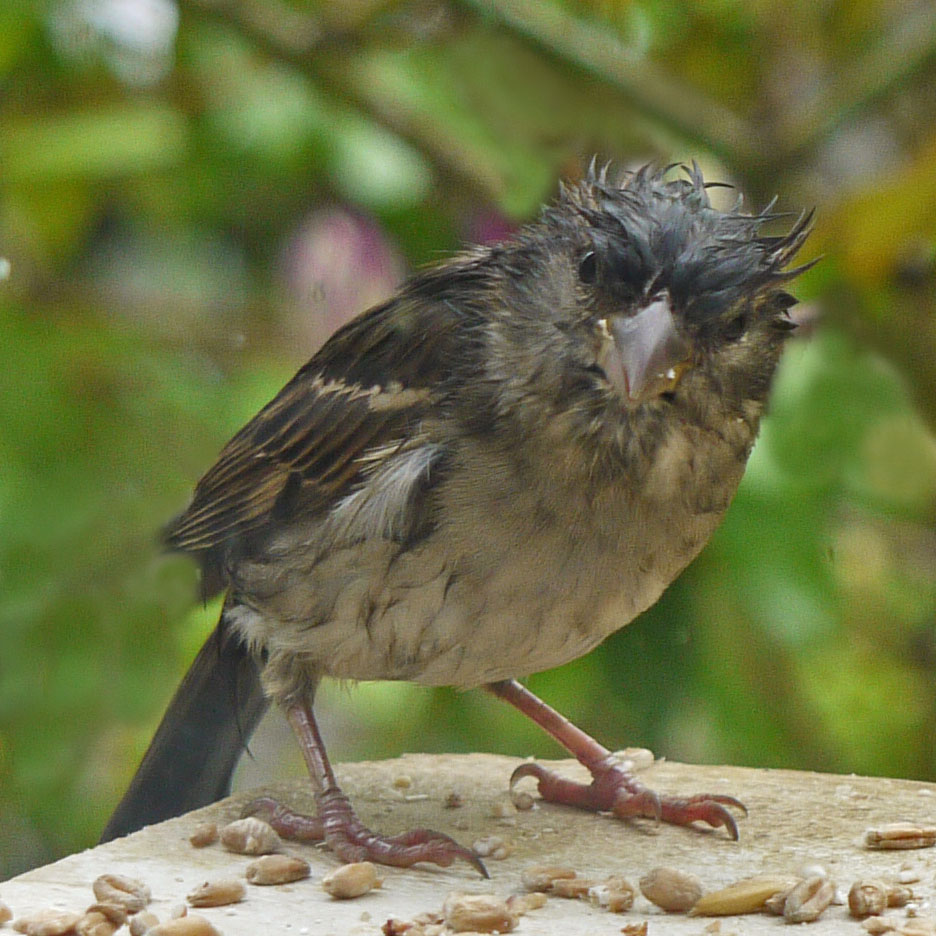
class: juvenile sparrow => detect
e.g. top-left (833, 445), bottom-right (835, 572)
top-left (102, 164), bottom-right (812, 875)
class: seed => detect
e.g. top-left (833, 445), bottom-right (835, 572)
top-left (902, 921), bottom-right (936, 936)
top-left (864, 823), bottom-right (936, 850)
top-left (614, 747), bottom-right (655, 771)
top-left (392, 774), bottom-right (412, 789)
top-left (764, 886), bottom-right (795, 915)
top-left (640, 867), bottom-right (703, 912)
top-left (783, 875), bottom-right (835, 923)
top-left (849, 880), bottom-right (889, 918)
top-left (129, 911), bottom-right (160, 936)
top-left (188, 823), bottom-right (218, 848)
top-left (471, 835), bottom-right (514, 860)
top-left (148, 916), bottom-right (222, 936)
top-left (12, 910), bottom-right (81, 936)
top-left (382, 918), bottom-right (444, 936)
top-left (690, 874), bottom-right (800, 916)
top-left (76, 903), bottom-right (128, 936)
top-left (187, 878), bottom-right (245, 907)
top-left (886, 884), bottom-right (912, 907)
top-left (862, 917), bottom-right (897, 934)
top-left (588, 876), bottom-right (635, 913)
top-left (75, 911), bottom-right (117, 936)
top-left (620, 923), bottom-right (649, 936)
top-left (490, 800), bottom-right (514, 819)
top-left (506, 893), bottom-right (547, 915)
top-left (510, 789), bottom-right (535, 811)
top-left (246, 853), bottom-right (311, 885)
top-left (92, 874), bottom-right (151, 913)
top-left (444, 791), bottom-right (464, 809)
top-left (549, 877), bottom-right (595, 899)
top-left (220, 816), bottom-right (281, 855)
top-left (442, 893), bottom-right (517, 933)
top-left (0, 902), bottom-right (12, 926)
top-left (322, 861), bottom-right (380, 899)
top-left (520, 865), bottom-right (578, 892)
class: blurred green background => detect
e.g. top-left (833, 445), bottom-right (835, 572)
top-left (2, 0), bottom-right (936, 880)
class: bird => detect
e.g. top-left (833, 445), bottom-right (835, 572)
top-left (101, 163), bottom-right (813, 875)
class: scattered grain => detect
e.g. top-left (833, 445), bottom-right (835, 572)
top-left (188, 823), bottom-right (218, 848)
top-left (520, 865), bottom-right (577, 892)
top-left (245, 854), bottom-right (310, 885)
top-left (220, 816), bottom-right (281, 855)
top-left (12, 910), bottom-right (82, 935)
top-left (550, 877), bottom-right (595, 899)
top-left (865, 823), bottom-right (936, 850)
top-left (442, 893), bottom-right (517, 934)
top-left (509, 789), bottom-right (535, 811)
top-left (471, 835), bottom-right (513, 860)
top-left (129, 911), bottom-right (160, 936)
top-left (187, 878), bottom-right (245, 907)
top-left (148, 916), bottom-right (221, 936)
top-left (589, 876), bottom-right (635, 913)
top-left (862, 916), bottom-right (897, 934)
top-left (620, 922), bottom-right (648, 936)
top-left (849, 881), bottom-right (889, 918)
top-left (506, 893), bottom-right (547, 915)
top-left (77, 903), bottom-right (127, 936)
top-left (690, 874), bottom-right (800, 916)
top-left (639, 867), bottom-right (703, 912)
top-left (92, 874), bottom-right (151, 913)
top-left (783, 875), bottom-right (835, 923)
top-left (322, 861), bottom-right (380, 899)
top-left (490, 800), bottom-right (514, 819)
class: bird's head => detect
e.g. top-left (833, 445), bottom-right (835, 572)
top-left (483, 162), bottom-right (814, 459)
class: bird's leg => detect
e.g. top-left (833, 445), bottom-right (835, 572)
top-left (243, 697), bottom-right (487, 876)
top-left (487, 679), bottom-right (744, 839)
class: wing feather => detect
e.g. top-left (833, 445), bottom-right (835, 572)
top-left (164, 257), bottom-right (489, 560)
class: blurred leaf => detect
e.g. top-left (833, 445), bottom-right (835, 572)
top-left (4, 103), bottom-right (188, 181)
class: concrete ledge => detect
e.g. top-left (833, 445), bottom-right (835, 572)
top-left (3, 754), bottom-right (935, 934)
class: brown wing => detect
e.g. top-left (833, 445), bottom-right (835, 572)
top-left (164, 255), bottom-right (490, 558)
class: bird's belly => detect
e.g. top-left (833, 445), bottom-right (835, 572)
top-left (232, 424), bottom-right (744, 698)
top-left (234, 518), bottom-right (705, 693)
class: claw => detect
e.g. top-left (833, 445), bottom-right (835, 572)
top-left (243, 790), bottom-right (487, 876)
top-left (512, 760), bottom-right (745, 840)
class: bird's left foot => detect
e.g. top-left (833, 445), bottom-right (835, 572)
top-left (510, 756), bottom-right (745, 839)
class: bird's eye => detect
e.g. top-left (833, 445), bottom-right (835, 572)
top-left (723, 312), bottom-right (748, 342)
top-left (578, 251), bottom-right (598, 284)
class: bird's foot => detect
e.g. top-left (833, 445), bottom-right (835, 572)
top-left (244, 790), bottom-right (488, 876)
top-left (510, 756), bottom-right (745, 839)
top-left (244, 796), bottom-right (325, 841)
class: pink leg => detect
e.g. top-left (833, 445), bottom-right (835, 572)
top-left (243, 698), bottom-right (487, 876)
top-left (487, 679), bottom-right (744, 839)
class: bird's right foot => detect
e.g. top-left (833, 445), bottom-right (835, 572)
top-left (243, 790), bottom-right (487, 876)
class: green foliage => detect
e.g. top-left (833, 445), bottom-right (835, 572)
top-left (2, 0), bottom-right (935, 880)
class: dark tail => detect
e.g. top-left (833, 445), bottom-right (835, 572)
top-left (100, 620), bottom-right (269, 842)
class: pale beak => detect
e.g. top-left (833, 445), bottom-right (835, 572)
top-left (596, 294), bottom-right (691, 404)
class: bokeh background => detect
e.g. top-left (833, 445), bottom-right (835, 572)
top-left (3, 0), bottom-right (936, 880)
